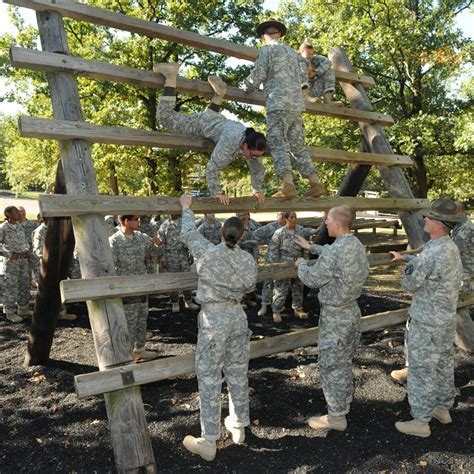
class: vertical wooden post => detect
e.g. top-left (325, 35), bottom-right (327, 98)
top-left (35, 10), bottom-right (156, 472)
top-left (329, 47), bottom-right (427, 249)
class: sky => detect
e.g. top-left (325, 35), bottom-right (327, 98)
top-left (0, 1), bottom-right (472, 116)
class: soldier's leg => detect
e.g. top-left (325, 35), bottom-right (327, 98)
top-left (133, 297), bottom-right (149, 353)
top-left (180, 255), bottom-right (193, 302)
top-left (3, 259), bottom-right (20, 315)
top-left (261, 279), bottom-right (274, 305)
top-left (454, 306), bottom-right (474, 352)
top-left (290, 278), bottom-right (304, 309)
top-left (166, 255), bottom-right (180, 304)
top-left (309, 77), bottom-right (324, 101)
top-left (407, 319), bottom-right (436, 422)
top-left (272, 279), bottom-right (290, 314)
top-left (224, 327), bottom-right (252, 428)
top-left (286, 113), bottom-right (316, 178)
top-left (266, 112), bottom-right (292, 178)
top-left (433, 322), bottom-right (456, 410)
top-left (17, 259), bottom-right (31, 310)
top-left (195, 327), bottom-right (227, 441)
top-left (122, 299), bottom-right (139, 353)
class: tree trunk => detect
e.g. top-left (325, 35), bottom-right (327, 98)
top-left (108, 162), bottom-right (120, 195)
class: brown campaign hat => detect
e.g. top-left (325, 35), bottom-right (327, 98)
top-left (256, 19), bottom-right (287, 37)
top-left (421, 198), bottom-right (465, 223)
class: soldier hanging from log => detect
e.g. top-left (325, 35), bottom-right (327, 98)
top-left (153, 63), bottom-right (267, 205)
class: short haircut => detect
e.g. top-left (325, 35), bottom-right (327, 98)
top-left (329, 205), bottom-right (355, 229)
top-left (4, 206), bottom-right (18, 218)
top-left (298, 41), bottom-right (314, 53)
top-left (118, 215), bottom-right (136, 224)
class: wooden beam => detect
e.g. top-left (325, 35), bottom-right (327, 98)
top-left (60, 250), bottom-right (419, 304)
top-left (73, 294), bottom-right (474, 398)
top-left (38, 193), bottom-right (429, 217)
top-left (19, 116), bottom-right (407, 166)
top-left (6, 1), bottom-right (375, 88)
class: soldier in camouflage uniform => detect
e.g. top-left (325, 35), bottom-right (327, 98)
top-left (0, 206), bottom-right (31, 323)
top-left (153, 62), bottom-right (266, 206)
top-left (18, 206), bottom-right (39, 288)
top-left (267, 211), bottom-right (317, 323)
top-left (390, 199), bottom-right (463, 437)
top-left (298, 41), bottom-right (342, 106)
top-left (179, 194), bottom-right (257, 462)
top-left (139, 215), bottom-right (159, 274)
top-left (110, 215), bottom-right (163, 361)
top-left (197, 213), bottom-right (222, 245)
top-left (243, 19), bottom-right (328, 199)
top-left (253, 212), bottom-right (286, 316)
top-left (295, 205), bottom-right (369, 432)
top-left (104, 215), bottom-right (117, 237)
top-left (158, 214), bottom-right (199, 313)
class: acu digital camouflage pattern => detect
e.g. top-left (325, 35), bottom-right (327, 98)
top-left (197, 219), bottom-right (222, 245)
top-left (32, 223), bottom-right (48, 281)
top-left (158, 216), bottom-right (193, 303)
top-left (139, 216), bottom-right (159, 274)
top-left (268, 225), bottom-right (316, 313)
top-left (401, 236), bottom-right (462, 421)
top-left (20, 219), bottom-right (40, 286)
top-left (238, 219), bottom-right (261, 261)
top-left (109, 229), bottom-right (163, 352)
top-left (254, 220), bottom-right (285, 304)
top-left (0, 222), bottom-right (31, 314)
top-left (451, 216), bottom-right (473, 293)
top-left (158, 98), bottom-right (265, 196)
top-left (299, 234), bottom-right (369, 416)
top-left (305, 55), bottom-right (336, 97)
top-left (181, 208), bottom-right (257, 439)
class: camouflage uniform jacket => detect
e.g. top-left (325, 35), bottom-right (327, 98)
top-left (244, 39), bottom-right (308, 113)
top-left (158, 217), bottom-right (190, 259)
top-left (0, 222), bottom-right (29, 256)
top-left (451, 216), bottom-right (473, 293)
top-left (199, 111), bottom-right (265, 196)
top-left (402, 236), bottom-right (462, 325)
top-left (197, 220), bottom-right (222, 245)
top-left (109, 230), bottom-right (162, 276)
top-left (267, 225), bottom-right (315, 263)
top-left (300, 234), bottom-right (369, 306)
top-left (306, 55), bottom-right (332, 76)
top-left (253, 220), bottom-right (284, 262)
top-left (32, 223), bottom-right (48, 258)
top-left (20, 220), bottom-right (38, 248)
top-left (238, 220), bottom-right (261, 260)
top-left (181, 209), bottom-right (257, 303)
top-left (139, 221), bottom-right (158, 238)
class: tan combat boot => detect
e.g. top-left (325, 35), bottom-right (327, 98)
top-left (207, 76), bottom-right (227, 105)
top-left (294, 308), bottom-right (308, 319)
top-left (395, 419), bottom-right (431, 437)
top-left (323, 91), bottom-right (343, 107)
top-left (171, 302), bottom-right (180, 313)
top-left (390, 367), bottom-right (408, 383)
top-left (306, 174), bottom-right (329, 197)
top-left (133, 350), bottom-right (157, 362)
top-left (272, 172), bottom-right (297, 198)
top-left (431, 407), bottom-right (452, 424)
top-left (308, 414), bottom-right (347, 431)
top-left (185, 300), bottom-right (200, 311)
top-left (5, 312), bottom-right (23, 323)
top-left (152, 62), bottom-right (180, 87)
top-left (273, 312), bottom-right (283, 323)
top-left (224, 416), bottom-right (245, 444)
top-left (183, 436), bottom-right (216, 461)
top-left (257, 304), bottom-right (268, 316)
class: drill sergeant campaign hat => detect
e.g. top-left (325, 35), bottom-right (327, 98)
top-left (421, 198), bottom-right (465, 223)
top-left (256, 19), bottom-right (287, 37)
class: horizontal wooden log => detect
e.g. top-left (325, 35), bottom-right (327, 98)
top-left (295, 217), bottom-right (400, 230)
top-left (19, 116), bottom-right (406, 166)
top-left (6, 2), bottom-right (375, 88)
top-left (38, 193), bottom-right (429, 217)
top-left (10, 48), bottom-right (390, 125)
top-left (60, 250), bottom-right (419, 303)
top-left (74, 294), bottom-right (474, 398)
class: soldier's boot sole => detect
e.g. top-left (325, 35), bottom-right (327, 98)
top-left (207, 76), bottom-right (227, 100)
top-left (395, 419), bottom-right (431, 437)
top-left (183, 436), bottom-right (216, 461)
top-left (153, 62), bottom-right (180, 87)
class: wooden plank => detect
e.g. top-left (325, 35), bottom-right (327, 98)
top-left (296, 217), bottom-right (400, 230)
top-left (6, 1), bottom-right (375, 88)
top-left (19, 116), bottom-right (406, 166)
top-left (74, 294), bottom-right (474, 398)
top-left (60, 250), bottom-right (418, 304)
top-left (38, 193), bottom-right (429, 217)
top-left (9, 48), bottom-right (388, 125)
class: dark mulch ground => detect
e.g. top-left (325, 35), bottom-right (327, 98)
top-left (1, 272), bottom-right (473, 473)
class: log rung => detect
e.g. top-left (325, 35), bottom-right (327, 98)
top-left (73, 293), bottom-right (474, 399)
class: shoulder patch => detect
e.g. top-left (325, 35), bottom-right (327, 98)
top-left (404, 264), bottom-right (414, 275)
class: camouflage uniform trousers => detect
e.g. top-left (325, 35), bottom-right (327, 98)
top-left (266, 110), bottom-right (316, 178)
top-left (164, 251), bottom-right (193, 303)
top-left (318, 303), bottom-right (361, 416)
top-left (196, 307), bottom-right (252, 440)
top-left (406, 317), bottom-right (455, 422)
top-left (158, 99), bottom-right (209, 137)
top-left (272, 277), bottom-right (304, 313)
top-left (261, 279), bottom-right (274, 305)
top-left (146, 255), bottom-right (158, 274)
top-left (123, 295), bottom-right (149, 352)
top-left (309, 69), bottom-right (336, 97)
top-left (3, 257), bottom-right (30, 314)
top-left (31, 253), bottom-right (40, 283)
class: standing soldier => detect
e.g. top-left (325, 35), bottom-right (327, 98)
top-left (139, 215), bottom-right (159, 274)
top-left (110, 215), bottom-right (163, 361)
top-left (197, 213), bottom-right (222, 245)
top-left (295, 205), bottom-right (369, 431)
top-left (179, 194), bottom-right (257, 462)
top-left (153, 62), bottom-right (267, 205)
top-left (17, 206), bottom-right (39, 288)
top-left (0, 206), bottom-right (31, 322)
top-left (158, 214), bottom-right (200, 313)
top-left (104, 215), bottom-right (117, 237)
top-left (243, 19), bottom-right (328, 198)
top-left (253, 212), bottom-right (287, 316)
top-left (267, 211), bottom-right (317, 323)
top-left (390, 199), bottom-right (463, 437)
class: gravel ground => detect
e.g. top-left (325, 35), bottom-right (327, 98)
top-left (1, 278), bottom-right (473, 473)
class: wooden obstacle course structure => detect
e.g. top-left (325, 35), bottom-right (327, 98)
top-left (7, 0), bottom-right (436, 471)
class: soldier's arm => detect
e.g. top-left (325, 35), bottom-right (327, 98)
top-left (401, 252), bottom-right (433, 292)
top-left (181, 208), bottom-right (214, 259)
top-left (266, 233), bottom-right (281, 263)
top-left (243, 47), bottom-right (269, 93)
top-left (206, 140), bottom-right (234, 196)
top-left (298, 246), bottom-right (336, 288)
top-left (108, 237), bottom-right (120, 272)
top-left (314, 55), bottom-right (332, 75)
top-left (0, 226), bottom-right (10, 257)
top-left (298, 55), bottom-right (310, 89)
top-left (302, 226), bottom-right (318, 238)
top-left (32, 232), bottom-right (43, 258)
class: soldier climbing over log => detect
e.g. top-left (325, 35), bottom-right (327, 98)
top-left (153, 62), bottom-right (267, 205)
